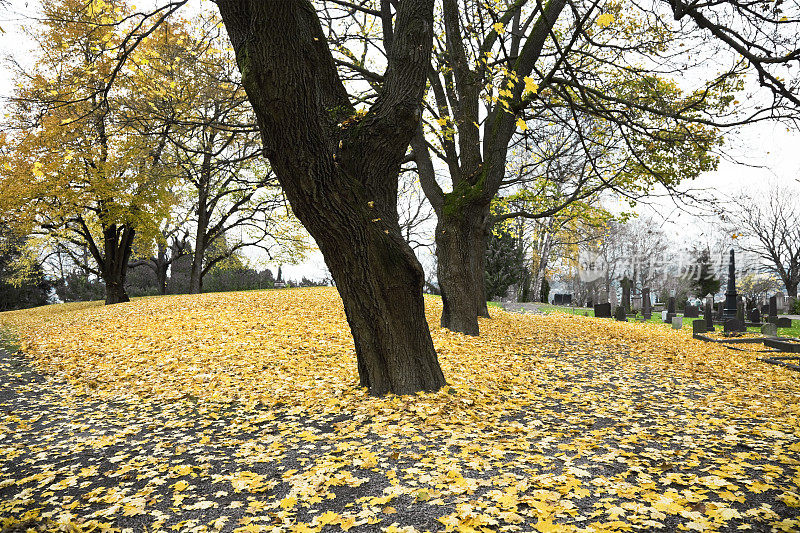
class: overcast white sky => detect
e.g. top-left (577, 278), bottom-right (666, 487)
top-left (1, 1), bottom-right (798, 283)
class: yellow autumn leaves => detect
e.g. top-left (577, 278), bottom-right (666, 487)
top-left (0, 287), bottom-right (797, 418)
top-left (2, 288), bottom-right (800, 532)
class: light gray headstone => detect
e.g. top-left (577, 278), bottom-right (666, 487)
top-left (761, 323), bottom-right (778, 337)
top-left (776, 292), bottom-right (786, 312)
top-left (672, 317), bottom-right (683, 329)
top-left (662, 310), bottom-right (668, 322)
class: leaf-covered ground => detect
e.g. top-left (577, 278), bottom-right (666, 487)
top-left (1, 287), bottom-right (798, 532)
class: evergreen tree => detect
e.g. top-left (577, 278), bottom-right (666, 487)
top-left (691, 247), bottom-right (722, 298)
top-left (484, 226), bottom-right (527, 302)
top-left (0, 229), bottom-right (51, 310)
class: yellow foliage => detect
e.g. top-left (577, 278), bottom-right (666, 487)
top-left (1, 288), bottom-right (799, 530)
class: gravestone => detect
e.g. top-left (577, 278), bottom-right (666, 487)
top-left (761, 303), bottom-right (769, 315)
top-left (553, 293), bottom-right (572, 306)
top-left (716, 301), bottom-right (725, 319)
top-left (661, 310), bottom-right (668, 322)
top-left (748, 307), bottom-right (761, 324)
top-left (672, 317), bottom-right (683, 330)
top-left (594, 302), bottom-right (612, 318)
top-left (621, 278), bottom-right (632, 313)
top-left (642, 288), bottom-right (652, 320)
top-left (615, 306), bottom-right (627, 322)
top-left (705, 299), bottom-right (715, 332)
top-left (684, 305), bottom-right (699, 318)
top-left (769, 295), bottom-right (778, 322)
top-left (776, 317), bottom-right (792, 328)
top-left (610, 289), bottom-right (618, 309)
top-left (724, 318), bottom-right (745, 333)
top-left (761, 323), bottom-right (778, 337)
top-left (692, 319), bottom-right (707, 335)
top-left (722, 249), bottom-right (739, 320)
top-left (736, 299), bottom-right (745, 324)
top-left (776, 292), bottom-right (785, 312)
top-left (665, 296), bottom-right (676, 323)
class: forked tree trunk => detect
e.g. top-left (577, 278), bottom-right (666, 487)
top-left (411, 0), bottom-right (568, 335)
top-left (217, 0), bottom-right (446, 395)
top-left (435, 206), bottom-right (491, 336)
top-left (98, 224), bottom-right (134, 305)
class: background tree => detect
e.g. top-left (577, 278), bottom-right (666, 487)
top-left (737, 272), bottom-right (782, 309)
top-left (0, 0), bottom-right (176, 304)
top-left (122, 14), bottom-right (309, 294)
top-left (690, 246), bottom-right (721, 298)
top-left (0, 227), bottom-right (51, 310)
top-left (728, 184), bottom-right (800, 298)
top-left (128, 220), bottom-right (190, 296)
top-left (326, 0), bottom-right (731, 334)
top-left (484, 222), bottom-right (526, 302)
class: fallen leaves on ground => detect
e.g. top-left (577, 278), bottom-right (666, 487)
top-left (0, 287), bottom-right (798, 532)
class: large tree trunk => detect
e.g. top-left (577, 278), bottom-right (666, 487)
top-left (317, 211), bottom-right (445, 395)
top-left (216, 0), bottom-right (445, 395)
top-left (190, 152), bottom-right (211, 294)
top-left (787, 283), bottom-right (798, 299)
top-left (154, 242), bottom-right (169, 295)
top-left (101, 224), bottom-right (134, 305)
top-left (435, 206), bottom-right (491, 336)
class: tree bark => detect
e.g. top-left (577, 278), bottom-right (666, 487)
top-left (435, 205), bottom-right (491, 336)
top-left (787, 283), bottom-right (798, 299)
top-left (216, 0), bottom-right (445, 395)
top-left (154, 242), bottom-right (169, 295)
top-left (190, 151), bottom-right (212, 294)
top-left (100, 224), bottom-right (134, 305)
top-left (410, 0), bottom-right (567, 334)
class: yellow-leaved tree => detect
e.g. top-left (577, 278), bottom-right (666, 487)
top-left (0, 0), bottom-right (177, 304)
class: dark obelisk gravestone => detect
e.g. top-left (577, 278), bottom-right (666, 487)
top-left (621, 277), bottom-right (631, 313)
top-left (665, 296), bottom-right (676, 323)
top-left (722, 249), bottom-right (739, 320)
top-left (768, 295), bottom-right (778, 323)
top-left (705, 298), bottom-right (715, 331)
top-left (642, 288), bottom-right (652, 320)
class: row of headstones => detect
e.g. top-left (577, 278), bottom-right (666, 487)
top-left (594, 295), bottom-right (791, 330)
